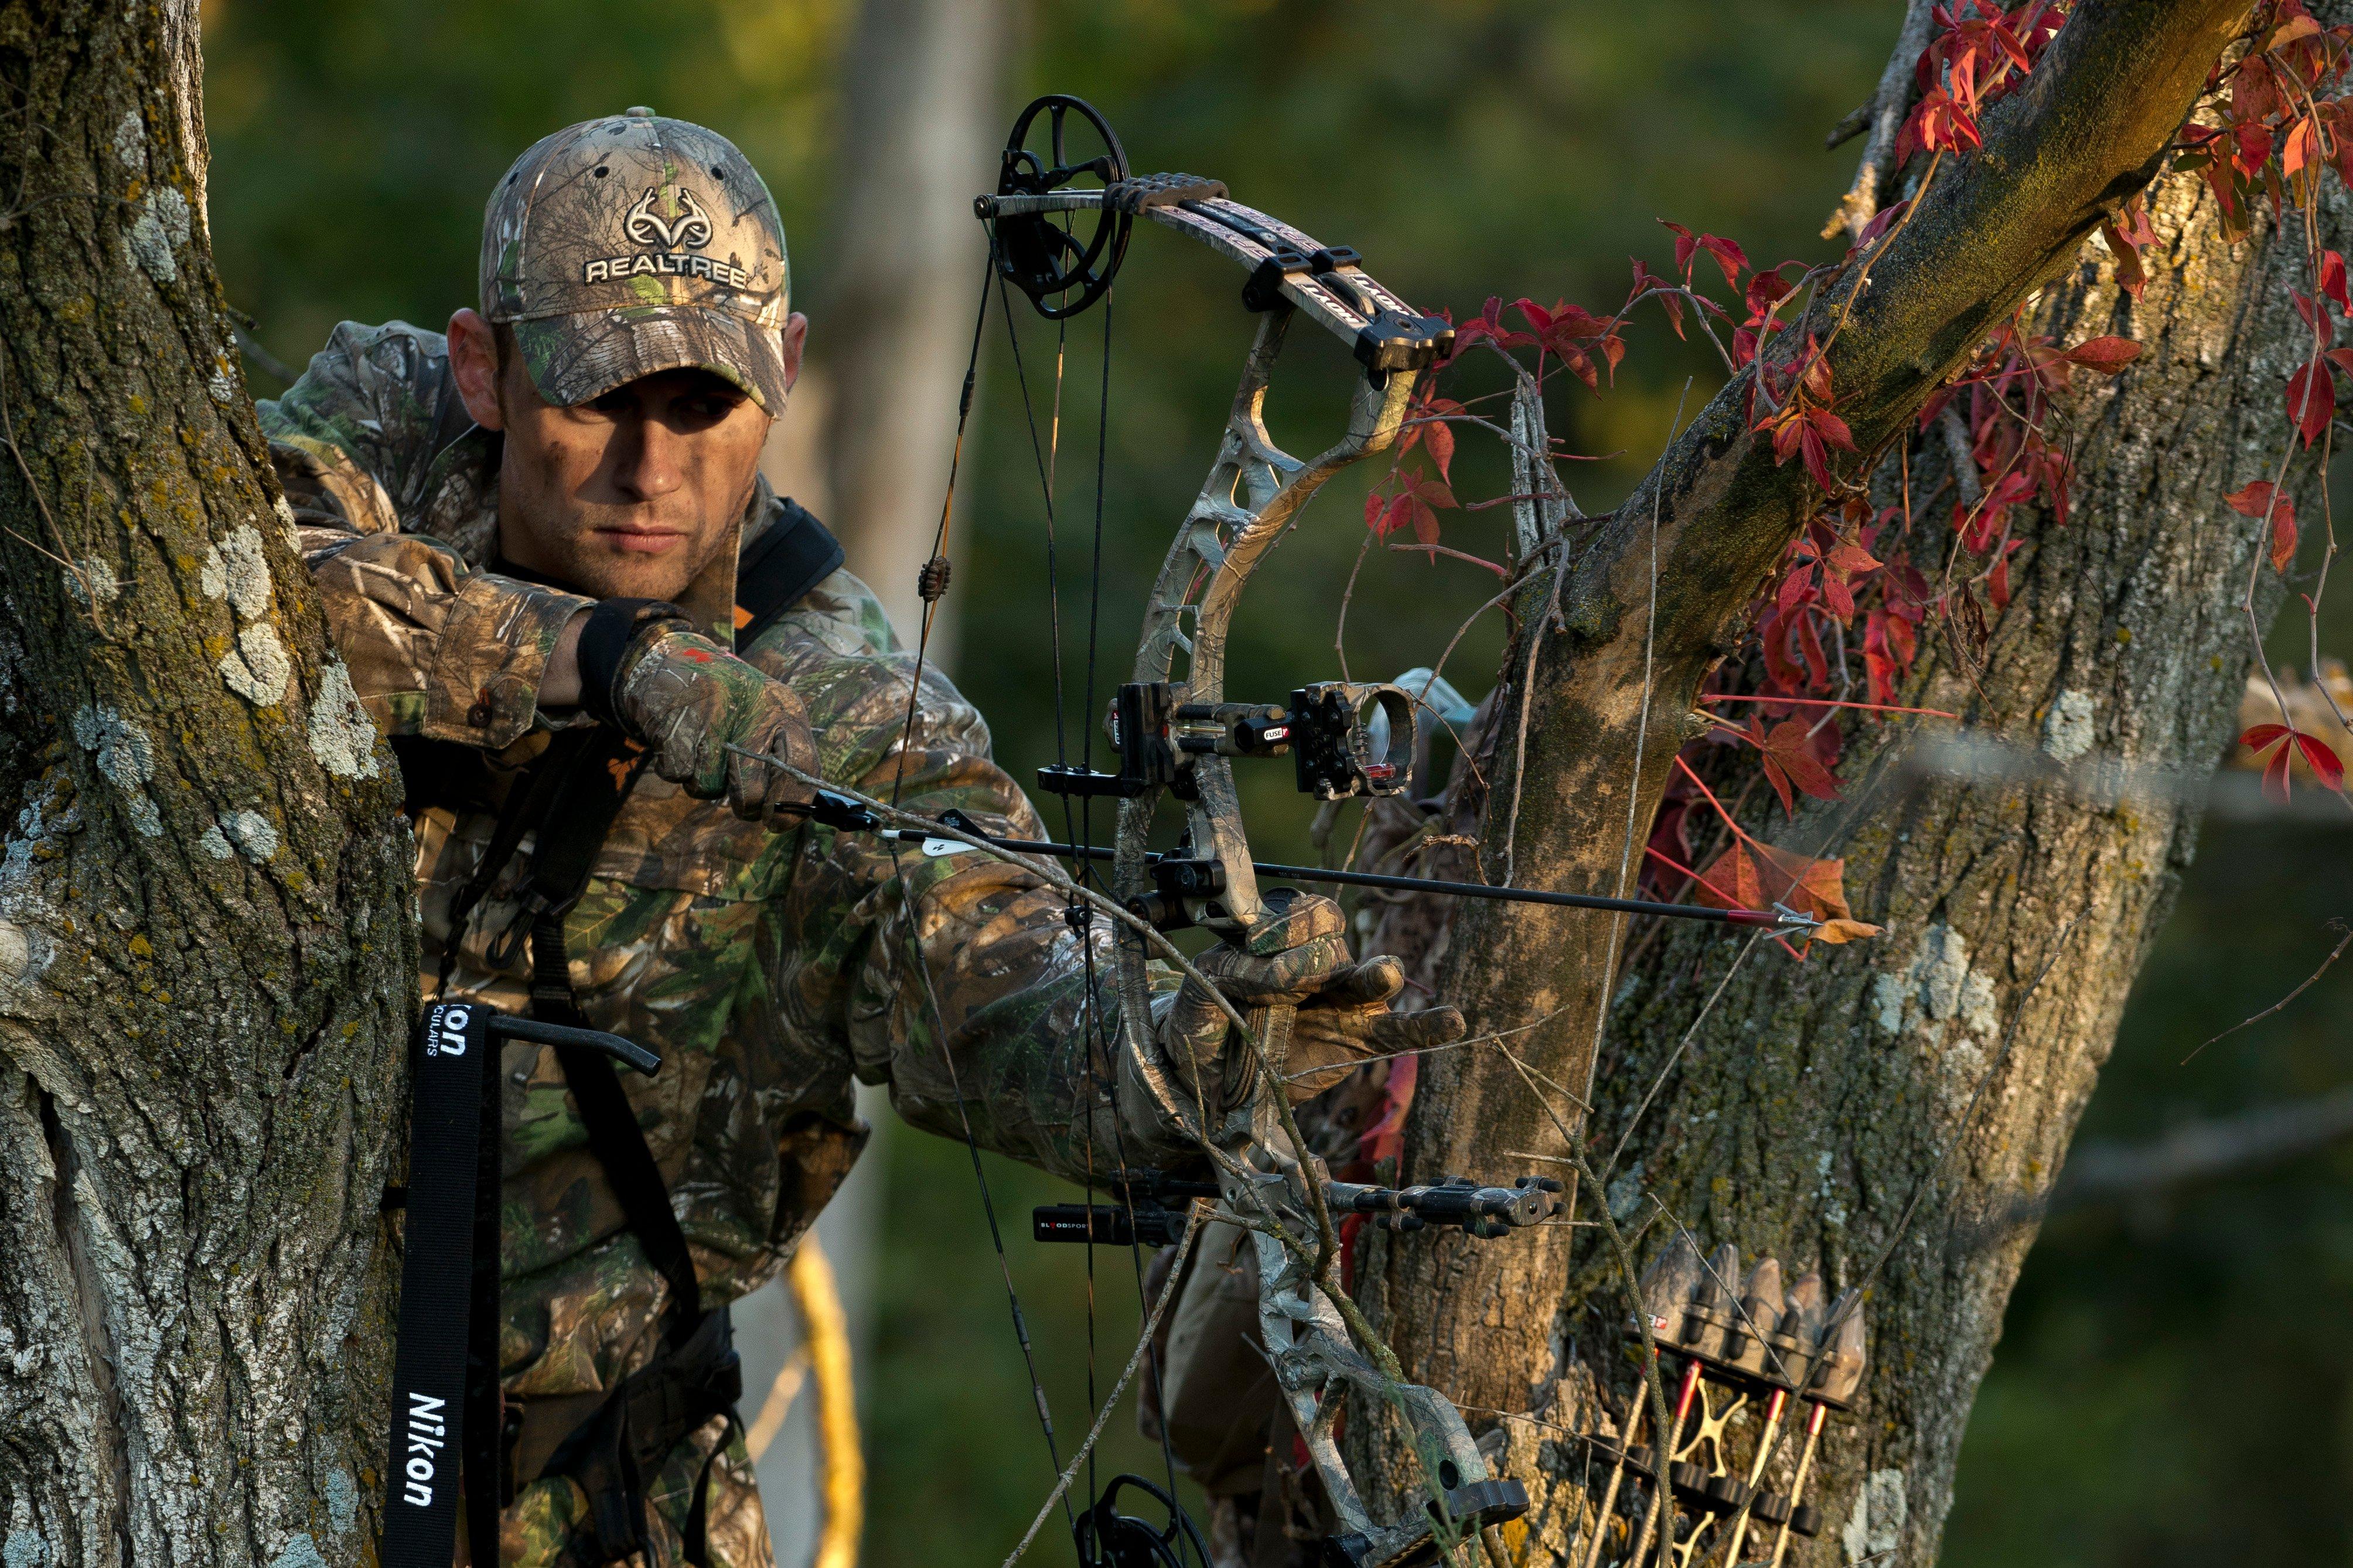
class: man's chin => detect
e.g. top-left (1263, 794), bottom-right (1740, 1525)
top-left (561, 538), bottom-right (702, 602)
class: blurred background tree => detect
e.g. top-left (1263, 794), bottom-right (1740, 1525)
top-left (197, 0), bottom-right (2353, 1562)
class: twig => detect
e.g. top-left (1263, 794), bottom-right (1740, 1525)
top-left (2181, 918), bottom-right (2353, 1063)
top-left (1000, 1202), bottom-right (1208, 1567)
top-left (1825, 0), bottom-right (1939, 242)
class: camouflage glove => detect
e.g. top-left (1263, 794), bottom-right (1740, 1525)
top-left (1159, 891), bottom-right (1464, 1112)
top-left (605, 620), bottom-right (818, 822)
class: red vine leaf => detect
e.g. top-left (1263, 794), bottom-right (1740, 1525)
top-left (2286, 355), bottom-right (2336, 445)
top-left (1742, 717), bottom-right (1842, 813)
top-left (2243, 722), bottom-right (2347, 800)
top-left (2227, 479), bottom-right (2301, 570)
top-left (2061, 335), bottom-right (2143, 374)
top-left (1692, 842), bottom-right (1881, 942)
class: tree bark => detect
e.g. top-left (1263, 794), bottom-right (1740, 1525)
top-left (1352, 2), bottom-right (2327, 1562)
top-left (0, 5), bottom-right (412, 1566)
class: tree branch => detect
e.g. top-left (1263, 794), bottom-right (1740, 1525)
top-left (2048, 1087), bottom-right (2353, 1214)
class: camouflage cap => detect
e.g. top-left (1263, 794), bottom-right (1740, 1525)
top-left (481, 108), bottom-right (793, 412)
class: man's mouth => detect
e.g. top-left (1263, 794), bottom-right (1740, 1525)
top-left (594, 527), bottom-right (686, 555)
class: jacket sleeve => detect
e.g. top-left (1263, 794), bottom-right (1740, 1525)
top-left (258, 320), bottom-right (591, 747)
top-left (756, 593), bottom-right (1182, 1184)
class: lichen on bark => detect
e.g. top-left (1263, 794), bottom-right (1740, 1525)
top-left (0, 2), bottom-right (414, 1564)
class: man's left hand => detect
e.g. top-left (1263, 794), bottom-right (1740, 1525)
top-left (1158, 892), bottom-right (1464, 1110)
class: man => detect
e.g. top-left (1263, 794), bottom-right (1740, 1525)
top-left (264, 107), bottom-right (1458, 1566)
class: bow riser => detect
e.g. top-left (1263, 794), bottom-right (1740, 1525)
top-left (1117, 314), bottom-right (1414, 944)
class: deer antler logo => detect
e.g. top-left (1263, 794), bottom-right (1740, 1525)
top-left (623, 186), bottom-right (715, 251)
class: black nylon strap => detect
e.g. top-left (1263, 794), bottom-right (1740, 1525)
top-left (378, 1002), bottom-right (496, 1568)
top-left (496, 733), bottom-right (704, 1338)
top-left (464, 1024), bottom-right (504, 1563)
top-left (539, 934), bottom-right (704, 1335)
top-left (735, 500), bottom-right (844, 647)
top-left (574, 597), bottom-right (689, 727)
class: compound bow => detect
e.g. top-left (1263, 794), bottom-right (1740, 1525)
top-left (794, 93), bottom-right (1827, 1568)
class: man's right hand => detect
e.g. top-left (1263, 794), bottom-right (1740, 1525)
top-left (611, 625), bottom-right (818, 822)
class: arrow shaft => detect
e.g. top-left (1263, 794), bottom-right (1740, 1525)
top-left (894, 827), bottom-right (1795, 929)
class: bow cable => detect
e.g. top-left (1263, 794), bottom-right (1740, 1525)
top-left (873, 250), bottom-right (1083, 1538)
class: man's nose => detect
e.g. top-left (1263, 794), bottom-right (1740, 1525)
top-left (612, 415), bottom-right (686, 500)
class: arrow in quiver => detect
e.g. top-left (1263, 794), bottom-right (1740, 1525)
top-left (1573, 1237), bottom-right (1869, 1567)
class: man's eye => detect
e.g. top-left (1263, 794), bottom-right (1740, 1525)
top-left (586, 391), bottom-right (635, 416)
top-left (680, 394), bottom-right (742, 422)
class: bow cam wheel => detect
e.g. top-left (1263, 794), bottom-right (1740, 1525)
top-left (991, 93), bottom-right (1132, 320)
top-left (1073, 1473), bottom-right (1209, 1568)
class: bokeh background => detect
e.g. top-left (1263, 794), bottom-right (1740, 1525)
top-left (197, 1), bottom-right (2353, 1562)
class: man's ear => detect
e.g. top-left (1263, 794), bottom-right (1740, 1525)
top-left (446, 308), bottom-right (506, 432)
top-left (779, 312), bottom-right (809, 396)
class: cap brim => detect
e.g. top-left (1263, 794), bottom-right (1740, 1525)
top-left (513, 307), bottom-right (792, 414)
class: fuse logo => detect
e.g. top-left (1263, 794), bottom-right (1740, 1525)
top-left (400, 1391), bottom-right (447, 1506)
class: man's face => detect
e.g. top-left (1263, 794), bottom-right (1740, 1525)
top-left (446, 308), bottom-right (803, 602)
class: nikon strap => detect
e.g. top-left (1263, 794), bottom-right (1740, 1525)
top-left (378, 1001), bottom-right (497, 1568)
top-left (383, 500), bottom-right (837, 1564)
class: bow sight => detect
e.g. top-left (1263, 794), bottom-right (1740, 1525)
top-left (1038, 680), bottom-right (1417, 802)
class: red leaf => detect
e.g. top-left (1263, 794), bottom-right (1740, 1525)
top-left (1403, 470), bottom-right (1458, 511)
top-left (1810, 409), bottom-right (1857, 451)
top-left (1660, 220), bottom-right (1698, 281)
top-left (2221, 479), bottom-right (2296, 576)
top-left (1697, 233), bottom-right (1749, 289)
top-left (1827, 540), bottom-right (1881, 575)
top-left (2100, 221), bottom-right (2147, 300)
top-left (2225, 479), bottom-right (2280, 517)
top-left (2265, 743), bottom-right (2294, 802)
top-left (2296, 732), bottom-right (2347, 791)
top-left (2267, 13), bottom-right (2324, 49)
top-left (2242, 722), bottom-right (2293, 750)
top-left (1423, 418), bottom-right (1456, 483)
top-left (1410, 497), bottom-right (1442, 547)
top-left (1799, 426), bottom-right (1833, 491)
top-left (2287, 356), bottom-right (2336, 446)
top-left (2283, 115), bottom-right (2321, 179)
top-left (1856, 197), bottom-right (1911, 250)
top-left (2062, 336), bottom-right (2143, 374)
top-left (1820, 569), bottom-right (1856, 620)
top-left (1631, 257), bottom-right (1684, 338)
top-left (2323, 250), bottom-right (2349, 314)
top-left (2270, 494), bottom-right (2301, 572)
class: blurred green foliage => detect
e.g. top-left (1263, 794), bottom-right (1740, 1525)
top-left (196, 1), bottom-right (2353, 1562)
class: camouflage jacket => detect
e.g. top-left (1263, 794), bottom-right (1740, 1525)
top-left (264, 321), bottom-right (1135, 1560)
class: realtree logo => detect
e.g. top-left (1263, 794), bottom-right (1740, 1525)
top-left (582, 185), bottom-right (756, 288)
top-left (623, 186), bottom-right (713, 250)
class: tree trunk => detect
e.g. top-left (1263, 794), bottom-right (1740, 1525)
top-left (818, 0), bottom-right (1010, 653)
top-left (1353, 2), bottom-right (2327, 1563)
top-left (0, 5), bottom-right (411, 1566)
